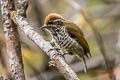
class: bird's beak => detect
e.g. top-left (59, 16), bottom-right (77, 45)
top-left (41, 25), bottom-right (47, 29)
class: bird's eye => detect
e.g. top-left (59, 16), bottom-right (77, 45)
top-left (54, 22), bottom-right (59, 25)
top-left (54, 21), bottom-right (62, 25)
top-left (58, 21), bottom-right (62, 25)
top-left (48, 21), bottom-right (53, 25)
top-left (55, 29), bottom-right (60, 32)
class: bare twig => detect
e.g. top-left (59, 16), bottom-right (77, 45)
top-left (0, 0), bottom-right (25, 80)
top-left (10, 0), bottom-right (80, 80)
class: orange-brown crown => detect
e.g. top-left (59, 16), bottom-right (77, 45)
top-left (44, 13), bottom-right (64, 25)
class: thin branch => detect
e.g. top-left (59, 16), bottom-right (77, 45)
top-left (10, 0), bottom-right (80, 80)
top-left (0, 0), bottom-right (25, 80)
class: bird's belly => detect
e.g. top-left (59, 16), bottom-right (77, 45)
top-left (54, 34), bottom-right (84, 57)
top-left (54, 34), bottom-right (74, 49)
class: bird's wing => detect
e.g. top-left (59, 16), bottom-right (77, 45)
top-left (64, 20), bottom-right (84, 36)
top-left (71, 32), bottom-right (91, 57)
top-left (64, 21), bottom-right (91, 57)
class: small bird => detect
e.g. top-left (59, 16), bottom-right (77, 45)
top-left (41, 13), bottom-right (91, 72)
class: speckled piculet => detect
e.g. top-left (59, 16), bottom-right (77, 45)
top-left (41, 13), bottom-right (91, 72)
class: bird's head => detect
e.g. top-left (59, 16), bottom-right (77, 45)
top-left (41, 13), bottom-right (65, 34)
top-left (44, 13), bottom-right (64, 26)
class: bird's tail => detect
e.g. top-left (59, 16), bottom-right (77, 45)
top-left (82, 57), bottom-right (87, 73)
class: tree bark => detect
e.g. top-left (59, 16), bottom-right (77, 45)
top-left (0, 0), bottom-right (25, 80)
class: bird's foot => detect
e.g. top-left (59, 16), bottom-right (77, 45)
top-left (49, 54), bottom-right (65, 67)
top-left (53, 53), bottom-right (65, 59)
top-left (48, 48), bottom-right (60, 53)
top-left (48, 48), bottom-right (65, 59)
top-left (49, 59), bottom-right (56, 67)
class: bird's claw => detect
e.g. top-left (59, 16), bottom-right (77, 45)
top-left (52, 53), bottom-right (65, 59)
top-left (48, 48), bottom-right (65, 58)
top-left (48, 48), bottom-right (60, 53)
top-left (49, 59), bottom-right (56, 67)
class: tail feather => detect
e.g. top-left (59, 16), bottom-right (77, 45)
top-left (82, 57), bottom-right (87, 73)
top-left (84, 51), bottom-right (91, 58)
top-left (77, 54), bottom-right (88, 73)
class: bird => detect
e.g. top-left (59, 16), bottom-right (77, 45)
top-left (41, 13), bottom-right (91, 72)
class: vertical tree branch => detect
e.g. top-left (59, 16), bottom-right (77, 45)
top-left (0, 0), bottom-right (25, 80)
